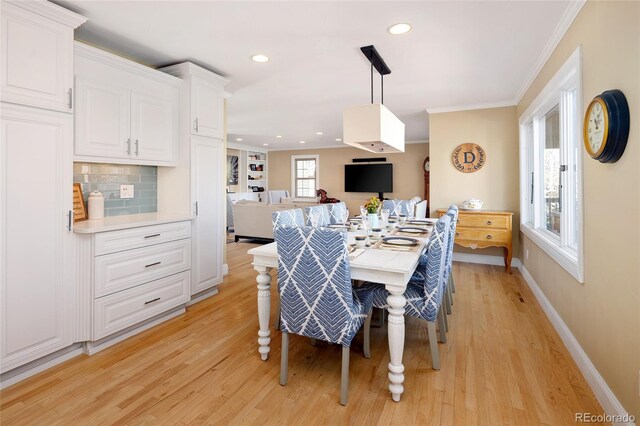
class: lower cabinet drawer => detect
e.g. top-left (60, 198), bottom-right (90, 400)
top-left (93, 271), bottom-right (190, 340)
top-left (454, 227), bottom-right (510, 244)
top-left (95, 239), bottom-right (191, 297)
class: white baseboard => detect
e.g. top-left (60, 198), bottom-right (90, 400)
top-left (0, 345), bottom-right (83, 390)
top-left (223, 263), bottom-right (229, 275)
top-left (452, 252), bottom-right (521, 269)
top-left (83, 307), bottom-right (185, 355)
top-left (186, 287), bottom-right (219, 306)
top-left (520, 265), bottom-right (635, 426)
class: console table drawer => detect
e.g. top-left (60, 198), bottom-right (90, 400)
top-left (93, 271), bottom-right (190, 340)
top-left (95, 239), bottom-right (191, 297)
top-left (457, 214), bottom-right (509, 229)
top-left (455, 228), bottom-right (510, 244)
top-left (95, 221), bottom-right (191, 256)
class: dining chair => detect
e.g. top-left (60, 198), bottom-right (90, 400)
top-left (382, 199), bottom-right (417, 218)
top-left (271, 208), bottom-right (305, 228)
top-left (226, 194), bottom-right (234, 231)
top-left (411, 205), bottom-right (458, 319)
top-left (363, 214), bottom-right (452, 370)
top-left (328, 201), bottom-right (348, 224)
top-left (274, 225), bottom-right (374, 405)
top-left (304, 205), bottom-right (331, 227)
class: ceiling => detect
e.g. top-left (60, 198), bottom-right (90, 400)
top-left (56, 0), bottom-right (573, 150)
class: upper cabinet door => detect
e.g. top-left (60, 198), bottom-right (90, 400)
top-left (0, 4), bottom-right (73, 113)
top-left (191, 76), bottom-right (224, 139)
top-left (75, 77), bottom-right (131, 160)
top-left (131, 91), bottom-right (177, 164)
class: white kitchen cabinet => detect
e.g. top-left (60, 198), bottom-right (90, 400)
top-left (191, 75), bottom-right (225, 139)
top-left (191, 136), bottom-right (224, 294)
top-left (131, 91), bottom-right (176, 163)
top-left (0, 103), bottom-right (74, 372)
top-left (75, 77), bottom-right (131, 158)
top-left (161, 62), bottom-right (228, 140)
top-left (74, 218), bottom-right (192, 347)
top-left (74, 43), bottom-right (180, 166)
top-left (0, 1), bottom-right (85, 112)
top-left (158, 62), bottom-right (228, 297)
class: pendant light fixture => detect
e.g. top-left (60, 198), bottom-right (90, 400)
top-left (343, 45), bottom-right (405, 153)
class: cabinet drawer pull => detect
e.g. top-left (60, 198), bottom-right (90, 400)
top-left (487, 220), bottom-right (493, 225)
top-left (486, 235), bottom-right (492, 240)
top-left (68, 88), bottom-right (73, 109)
top-left (455, 232), bottom-right (460, 237)
top-left (144, 297), bottom-right (161, 305)
top-left (135, 139), bottom-right (139, 156)
top-left (126, 138), bottom-right (131, 155)
top-left (194, 118), bottom-right (199, 132)
top-left (144, 234), bottom-right (161, 239)
top-left (145, 261), bottom-right (162, 268)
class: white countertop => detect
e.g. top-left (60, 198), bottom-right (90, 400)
top-left (73, 212), bottom-right (194, 234)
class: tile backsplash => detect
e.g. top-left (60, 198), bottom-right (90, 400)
top-left (73, 163), bottom-right (157, 217)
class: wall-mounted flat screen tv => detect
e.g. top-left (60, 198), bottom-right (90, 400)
top-left (344, 163), bottom-right (393, 193)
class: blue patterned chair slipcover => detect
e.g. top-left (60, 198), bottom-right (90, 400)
top-left (226, 195), bottom-right (234, 231)
top-left (274, 225), bottom-right (374, 405)
top-left (382, 199), bottom-right (417, 218)
top-left (304, 205), bottom-right (331, 227)
top-left (328, 202), bottom-right (348, 225)
top-left (271, 208), bottom-right (305, 228)
top-left (363, 214), bottom-right (452, 370)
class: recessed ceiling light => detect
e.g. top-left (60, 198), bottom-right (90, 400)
top-left (263, 143), bottom-right (269, 146)
top-left (388, 23), bottom-right (411, 35)
top-left (276, 135), bottom-right (282, 138)
top-left (299, 141), bottom-right (306, 144)
top-left (335, 138), bottom-right (342, 142)
top-left (251, 54), bottom-right (270, 63)
top-left (315, 131), bottom-right (323, 135)
top-left (236, 138), bottom-right (243, 141)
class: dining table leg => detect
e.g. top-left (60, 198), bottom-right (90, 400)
top-left (255, 265), bottom-right (272, 360)
top-left (386, 286), bottom-right (407, 402)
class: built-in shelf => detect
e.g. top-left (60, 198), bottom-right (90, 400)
top-left (247, 151), bottom-right (267, 199)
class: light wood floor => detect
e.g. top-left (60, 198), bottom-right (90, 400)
top-left (0, 241), bottom-right (604, 425)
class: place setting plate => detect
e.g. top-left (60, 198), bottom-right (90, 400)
top-left (375, 236), bottom-right (421, 252)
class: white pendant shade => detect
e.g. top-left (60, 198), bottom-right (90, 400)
top-left (343, 104), bottom-right (405, 153)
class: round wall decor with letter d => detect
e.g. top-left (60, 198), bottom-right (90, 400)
top-left (452, 143), bottom-right (486, 173)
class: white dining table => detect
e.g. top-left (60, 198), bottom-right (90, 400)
top-left (247, 230), bottom-right (429, 402)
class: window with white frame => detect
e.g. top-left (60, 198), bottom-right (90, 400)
top-left (519, 47), bottom-right (584, 283)
top-left (291, 155), bottom-right (319, 198)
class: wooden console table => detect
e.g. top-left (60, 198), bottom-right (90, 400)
top-left (437, 209), bottom-right (513, 273)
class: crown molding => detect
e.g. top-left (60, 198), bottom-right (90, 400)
top-left (513, 0), bottom-right (586, 104)
top-left (5, 0), bottom-right (87, 28)
top-left (425, 100), bottom-right (515, 115)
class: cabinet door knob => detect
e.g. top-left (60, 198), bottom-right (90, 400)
top-left (135, 139), bottom-right (139, 156)
top-left (455, 232), bottom-right (459, 237)
top-left (126, 138), bottom-right (131, 155)
top-left (67, 88), bottom-right (73, 109)
top-left (487, 220), bottom-right (492, 225)
top-left (486, 234), bottom-right (493, 240)
top-left (194, 118), bottom-right (199, 132)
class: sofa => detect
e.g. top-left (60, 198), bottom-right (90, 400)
top-left (232, 200), bottom-right (318, 241)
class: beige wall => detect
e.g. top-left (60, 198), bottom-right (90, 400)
top-left (268, 143), bottom-right (429, 214)
top-left (429, 106), bottom-right (520, 255)
top-left (517, 1), bottom-right (640, 418)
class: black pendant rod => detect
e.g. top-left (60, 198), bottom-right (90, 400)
top-left (361, 45), bottom-right (391, 106)
top-left (370, 54), bottom-right (373, 104)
